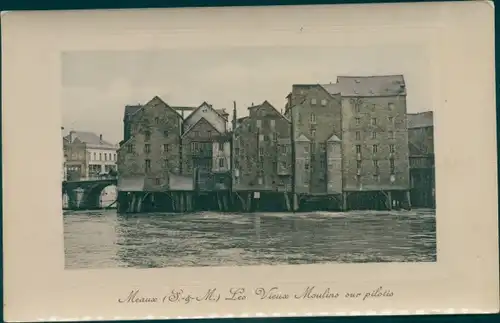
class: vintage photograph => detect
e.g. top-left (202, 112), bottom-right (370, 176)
top-left (62, 47), bottom-right (436, 269)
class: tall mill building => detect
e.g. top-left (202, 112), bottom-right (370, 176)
top-left (285, 75), bottom-right (411, 210)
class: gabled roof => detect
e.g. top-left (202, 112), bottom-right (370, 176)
top-left (123, 105), bottom-right (142, 120)
top-left (128, 96), bottom-right (184, 120)
top-left (408, 111), bottom-right (433, 129)
top-left (181, 116), bottom-right (220, 139)
top-left (320, 83), bottom-right (341, 95)
top-left (295, 133), bottom-right (311, 142)
top-left (215, 109), bottom-right (229, 120)
top-left (327, 134), bottom-right (341, 142)
top-left (336, 75), bottom-right (406, 97)
top-left (249, 100), bottom-right (291, 123)
top-left (183, 101), bottom-right (226, 124)
top-left (64, 131), bottom-right (115, 148)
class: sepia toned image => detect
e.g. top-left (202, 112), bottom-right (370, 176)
top-left (3, 2), bottom-right (498, 321)
top-left (61, 47), bottom-right (436, 269)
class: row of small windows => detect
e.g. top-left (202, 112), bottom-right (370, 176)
top-left (354, 103), bottom-right (396, 113)
top-left (356, 144), bottom-right (396, 154)
top-left (90, 152), bottom-right (117, 161)
top-left (355, 116), bottom-right (394, 126)
top-left (310, 98), bottom-right (328, 106)
top-left (355, 131), bottom-right (396, 140)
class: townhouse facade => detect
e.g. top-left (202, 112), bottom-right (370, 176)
top-left (63, 130), bottom-right (118, 180)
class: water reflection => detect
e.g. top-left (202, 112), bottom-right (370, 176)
top-left (64, 209), bottom-right (436, 269)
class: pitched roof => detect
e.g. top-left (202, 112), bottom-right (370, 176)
top-left (181, 116), bottom-right (220, 139)
top-left (408, 111), bottom-right (433, 128)
top-left (215, 109), bottom-right (229, 120)
top-left (295, 133), bottom-right (311, 142)
top-left (327, 134), bottom-right (341, 142)
top-left (249, 100), bottom-right (291, 122)
top-left (321, 83), bottom-right (341, 95)
top-left (183, 101), bottom-right (225, 124)
top-left (65, 131), bottom-right (115, 147)
top-left (128, 96), bottom-right (184, 120)
top-left (336, 75), bottom-right (406, 97)
top-left (124, 105), bottom-right (142, 120)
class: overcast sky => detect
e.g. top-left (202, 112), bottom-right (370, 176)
top-left (62, 45), bottom-right (433, 144)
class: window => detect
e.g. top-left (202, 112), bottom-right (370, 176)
top-left (310, 129), bottom-right (316, 137)
top-left (219, 158), bottom-right (224, 168)
top-left (145, 131), bottom-right (151, 141)
top-left (104, 153), bottom-right (108, 161)
top-left (207, 131), bottom-right (212, 138)
top-left (272, 161), bottom-right (277, 170)
top-left (355, 105), bottom-right (360, 113)
top-left (155, 117), bottom-right (159, 124)
top-left (321, 99), bottom-right (327, 106)
top-left (356, 160), bottom-right (362, 169)
top-left (163, 144), bottom-right (169, 153)
top-left (93, 152), bottom-right (96, 160)
top-left (144, 144), bottom-right (151, 153)
top-left (320, 159), bottom-right (325, 169)
top-left (310, 113), bottom-right (317, 123)
top-left (372, 132), bottom-right (376, 139)
top-left (371, 118), bottom-right (377, 126)
top-left (235, 148), bottom-right (240, 155)
top-left (256, 120), bottom-right (262, 128)
top-left (257, 177), bottom-right (263, 185)
top-left (259, 147), bottom-right (264, 156)
top-left (389, 131), bottom-right (394, 139)
top-left (259, 134), bottom-right (264, 141)
top-left (372, 144), bottom-right (378, 153)
top-left (371, 104), bottom-right (376, 111)
top-left (164, 130), bottom-right (168, 137)
top-left (373, 174), bottom-right (379, 181)
top-left (145, 159), bottom-right (151, 172)
top-left (311, 98), bottom-right (317, 105)
top-left (356, 145), bottom-right (361, 153)
top-left (272, 133), bottom-right (278, 141)
top-left (356, 131), bottom-right (361, 140)
top-left (218, 142), bottom-right (224, 150)
top-left (155, 178), bottom-right (160, 185)
top-left (270, 119), bottom-right (275, 128)
top-left (355, 118), bottom-right (360, 126)
top-left (388, 116), bottom-right (394, 124)
top-left (305, 162), bottom-right (310, 170)
top-left (319, 143), bottom-right (326, 151)
top-left (373, 160), bottom-right (379, 168)
top-left (389, 144), bottom-right (395, 153)
top-left (280, 161), bottom-right (287, 170)
top-left (99, 153), bottom-right (102, 160)
top-left (304, 145), bottom-right (310, 154)
top-left (127, 145), bottom-right (134, 153)
top-left (390, 159), bottom-right (395, 174)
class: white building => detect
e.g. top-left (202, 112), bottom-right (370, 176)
top-left (64, 130), bottom-right (118, 178)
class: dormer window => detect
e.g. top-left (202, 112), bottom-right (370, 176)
top-left (311, 98), bottom-right (317, 105)
top-left (321, 99), bottom-right (327, 106)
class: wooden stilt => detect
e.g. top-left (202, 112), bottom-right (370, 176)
top-left (342, 192), bottom-right (347, 211)
top-left (246, 193), bottom-right (252, 212)
top-left (284, 192), bottom-right (291, 211)
top-left (171, 192), bottom-right (176, 212)
top-left (292, 193), bottom-right (299, 211)
top-left (222, 193), bottom-right (228, 211)
top-left (406, 190), bottom-right (412, 210)
top-left (387, 191), bottom-right (392, 211)
top-left (236, 192), bottom-right (246, 211)
top-left (136, 193), bottom-right (144, 213)
top-left (180, 192), bottom-right (185, 212)
top-left (216, 192), bottom-right (223, 211)
top-left (129, 193), bottom-right (136, 213)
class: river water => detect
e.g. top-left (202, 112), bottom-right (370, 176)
top-left (64, 209), bottom-right (436, 269)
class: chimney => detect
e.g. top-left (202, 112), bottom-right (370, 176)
top-left (99, 134), bottom-right (103, 141)
top-left (69, 130), bottom-right (75, 143)
top-left (232, 101), bottom-right (237, 131)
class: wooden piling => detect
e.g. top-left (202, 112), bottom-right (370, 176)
top-left (222, 193), bottom-right (229, 211)
top-left (405, 190), bottom-right (412, 210)
top-left (284, 192), bottom-right (291, 211)
top-left (387, 191), bottom-right (392, 211)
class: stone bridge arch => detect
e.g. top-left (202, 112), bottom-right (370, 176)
top-left (63, 179), bottom-right (118, 210)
